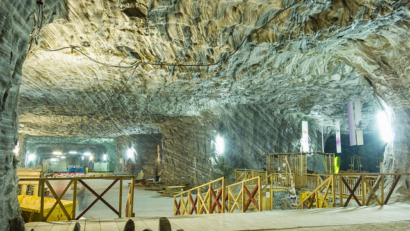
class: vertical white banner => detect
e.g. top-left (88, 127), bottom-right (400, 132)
top-left (347, 101), bottom-right (356, 146)
top-left (335, 121), bottom-right (341, 153)
top-left (301, 121), bottom-right (309, 152)
top-left (354, 98), bottom-right (364, 145)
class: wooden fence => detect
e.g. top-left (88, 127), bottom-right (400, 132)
top-left (297, 173), bottom-right (410, 209)
top-left (18, 176), bottom-right (135, 221)
top-left (234, 169), bottom-right (267, 183)
top-left (226, 176), bottom-right (262, 213)
top-left (174, 177), bottom-right (226, 215)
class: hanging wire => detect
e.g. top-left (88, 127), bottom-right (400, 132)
top-left (36, 0), bottom-right (304, 69)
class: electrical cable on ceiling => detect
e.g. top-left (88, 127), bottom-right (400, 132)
top-left (27, 0), bottom-right (44, 54)
top-left (36, 0), bottom-right (304, 69)
top-left (27, 0), bottom-right (306, 128)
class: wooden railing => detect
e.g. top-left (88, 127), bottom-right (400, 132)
top-left (226, 176), bottom-right (262, 213)
top-left (174, 177), bottom-right (226, 215)
top-left (304, 174), bottom-right (330, 190)
top-left (18, 176), bottom-right (135, 221)
top-left (234, 169), bottom-right (267, 183)
top-left (297, 173), bottom-right (410, 209)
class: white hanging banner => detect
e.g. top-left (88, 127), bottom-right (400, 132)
top-left (335, 121), bottom-right (341, 153)
top-left (347, 101), bottom-right (356, 146)
top-left (301, 121), bottom-right (309, 152)
top-left (354, 98), bottom-right (364, 145)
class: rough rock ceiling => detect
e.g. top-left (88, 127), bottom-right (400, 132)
top-left (18, 0), bottom-right (410, 137)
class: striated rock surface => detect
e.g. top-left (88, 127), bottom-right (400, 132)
top-left (0, 1), bottom-right (410, 227)
top-left (115, 134), bottom-right (162, 176)
top-left (19, 0), bottom-right (409, 138)
top-left (0, 0), bottom-right (65, 229)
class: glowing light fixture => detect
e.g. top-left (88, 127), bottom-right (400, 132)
top-left (50, 158), bottom-right (58, 162)
top-left (103, 154), bottom-right (107, 161)
top-left (89, 155), bottom-right (94, 161)
top-left (60, 156), bottom-right (66, 159)
top-left (52, 151), bottom-right (62, 155)
top-left (28, 154), bottom-right (36, 162)
top-left (127, 148), bottom-right (135, 158)
top-left (377, 110), bottom-right (394, 142)
top-left (69, 151), bottom-right (77, 154)
top-left (13, 143), bottom-right (19, 154)
top-left (84, 152), bottom-right (91, 156)
top-left (216, 134), bottom-right (225, 155)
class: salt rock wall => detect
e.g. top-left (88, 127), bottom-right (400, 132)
top-left (0, 1), bottom-right (66, 229)
top-left (158, 114), bottom-right (217, 186)
top-left (16, 134), bottom-right (28, 167)
top-left (158, 104), bottom-right (329, 186)
top-left (0, 2), bottom-right (37, 230)
top-left (115, 134), bottom-right (161, 177)
top-left (382, 110), bottom-right (410, 201)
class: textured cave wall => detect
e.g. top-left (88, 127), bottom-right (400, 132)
top-left (0, 1), bottom-right (66, 228)
top-left (115, 134), bottom-right (161, 177)
top-left (334, 7), bottom-right (410, 199)
top-left (17, 134), bottom-right (28, 167)
top-left (381, 110), bottom-right (410, 201)
top-left (158, 105), bottom-right (331, 186)
top-left (0, 1), bottom-right (37, 229)
top-left (158, 114), bottom-right (217, 187)
top-left (216, 104), bottom-right (331, 178)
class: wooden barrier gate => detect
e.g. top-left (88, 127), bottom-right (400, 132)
top-left (174, 177), bottom-right (226, 215)
top-left (297, 173), bottom-right (410, 209)
top-left (174, 176), bottom-right (267, 215)
top-left (18, 176), bottom-right (135, 221)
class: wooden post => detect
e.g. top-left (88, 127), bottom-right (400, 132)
top-left (339, 175), bottom-right (343, 207)
top-left (119, 178), bottom-right (123, 218)
top-left (258, 176), bottom-right (262, 211)
top-left (173, 195), bottom-right (177, 215)
top-left (270, 174), bottom-right (273, 210)
top-left (222, 178), bottom-right (226, 213)
top-left (331, 175), bottom-right (335, 207)
top-left (228, 186), bottom-right (232, 213)
top-left (40, 179), bottom-right (45, 221)
top-left (33, 184), bottom-right (39, 197)
top-left (381, 175), bottom-right (384, 205)
top-left (21, 184), bottom-right (27, 195)
top-left (187, 192), bottom-right (191, 215)
top-left (72, 179), bottom-right (77, 220)
top-left (361, 175), bottom-right (365, 206)
top-left (130, 176), bottom-right (134, 217)
top-left (241, 182), bottom-right (245, 212)
top-left (208, 183), bottom-right (212, 214)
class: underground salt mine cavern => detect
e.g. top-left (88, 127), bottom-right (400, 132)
top-left (1, 0), bottom-right (410, 230)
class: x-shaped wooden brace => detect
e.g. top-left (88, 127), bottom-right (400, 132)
top-left (224, 191), bottom-right (229, 212)
top-left (365, 176), bottom-right (382, 205)
top-left (198, 191), bottom-right (210, 214)
top-left (174, 197), bottom-right (181, 215)
top-left (210, 188), bottom-right (223, 213)
top-left (228, 188), bottom-right (242, 212)
top-left (44, 180), bottom-right (73, 221)
top-left (318, 180), bottom-right (332, 208)
top-left (243, 183), bottom-right (259, 212)
top-left (181, 196), bottom-right (190, 215)
top-left (385, 175), bottom-right (401, 204)
top-left (302, 192), bottom-right (315, 209)
top-left (76, 179), bottom-right (119, 219)
top-left (189, 193), bottom-right (198, 214)
top-left (342, 176), bottom-right (362, 207)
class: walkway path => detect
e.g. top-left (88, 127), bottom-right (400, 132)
top-left (25, 203), bottom-right (410, 231)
